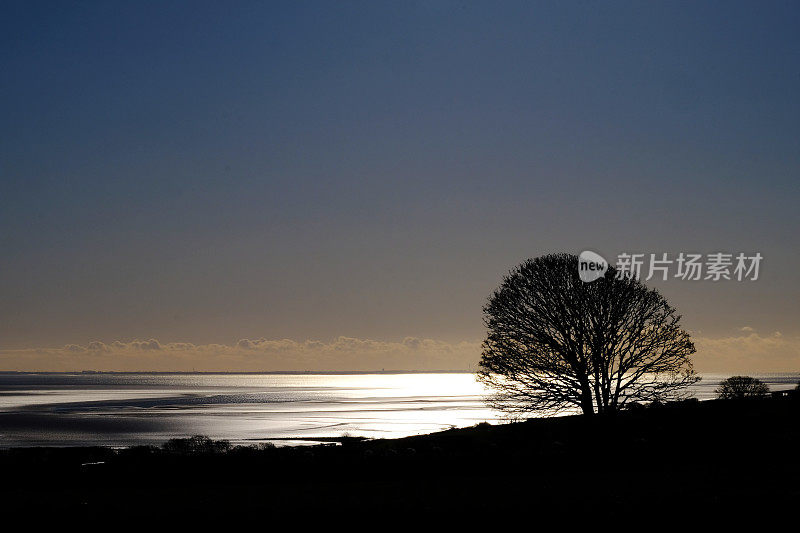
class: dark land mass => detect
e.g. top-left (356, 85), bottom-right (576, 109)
top-left (2, 397), bottom-right (798, 524)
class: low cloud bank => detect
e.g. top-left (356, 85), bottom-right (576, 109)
top-left (693, 330), bottom-right (800, 373)
top-left (1, 329), bottom-right (797, 373)
top-left (0, 336), bottom-right (482, 372)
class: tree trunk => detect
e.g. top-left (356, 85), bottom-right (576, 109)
top-left (580, 386), bottom-right (595, 416)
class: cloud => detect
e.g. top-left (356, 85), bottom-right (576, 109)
top-left (0, 336), bottom-right (482, 372)
top-left (693, 329), bottom-right (800, 372)
top-left (64, 344), bottom-right (87, 353)
top-left (3, 329), bottom-right (798, 373)
top-left (87, 341), bottom-right (111, 352)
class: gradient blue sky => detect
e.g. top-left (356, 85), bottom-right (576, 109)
top-left (1, 1), bottom-right (799, 371)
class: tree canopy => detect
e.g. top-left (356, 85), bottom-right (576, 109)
top-left (478, 253), bottom-right (698, 416)
top-left (715, 376), bottom-right (769, 399)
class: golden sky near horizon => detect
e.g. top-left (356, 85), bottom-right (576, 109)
top-left (1, 328), bottom-right (798, 373)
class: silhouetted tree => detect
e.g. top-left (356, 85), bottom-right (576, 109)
top-left (162, 435), bottom-right (231, 454)
top-left (715, 376), bottom-right (769, 399)
top-left (478, 253), bottom-right (698, 416)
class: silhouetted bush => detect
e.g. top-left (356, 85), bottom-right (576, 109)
top-left (715, 376), bottom-right (769, 399)
top-left (624, 401), bottom-right (647, 412)
top-left (162, 435), bottom-right (231, 454)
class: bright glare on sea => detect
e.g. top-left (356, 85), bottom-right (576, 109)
top-left (0, 372), bottom-right (797, 447)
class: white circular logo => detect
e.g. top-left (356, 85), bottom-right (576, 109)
top-left (578, 250), bottom-right (608, 282)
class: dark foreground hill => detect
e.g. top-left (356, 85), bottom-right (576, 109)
top-left (1, 396), bottom-right (798, 524)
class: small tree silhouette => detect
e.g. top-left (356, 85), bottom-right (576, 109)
top-left (162, 435), bottom-right (231, 454)
top-left (715, 376), bottom-right (769, 399)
